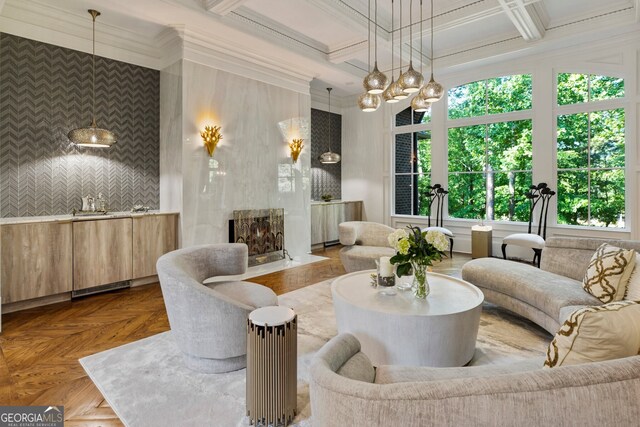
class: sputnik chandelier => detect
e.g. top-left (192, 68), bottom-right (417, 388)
top-left (358, 0), bottom-right (444, 112)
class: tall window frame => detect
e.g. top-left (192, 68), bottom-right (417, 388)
top-left (554, 71), bottom-right (627, 229)
top-left (392, 107), bottom-right (432, 216)
top-left (446, 74), bottom-right (534, 223)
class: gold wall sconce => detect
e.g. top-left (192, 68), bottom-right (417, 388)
top-left (201, 125), bottom-right (222, 157)
top-left (289, 138), bottom-right (304, 163)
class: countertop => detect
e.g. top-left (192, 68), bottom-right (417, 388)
top-left (311, 200), bottom-right (362, 205)
top-left (0, 210), bottom-right (180, 225)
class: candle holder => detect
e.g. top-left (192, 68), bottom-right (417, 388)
top-left (377, 275), bottom-right (396, 287)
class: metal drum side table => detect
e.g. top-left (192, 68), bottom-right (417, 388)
top-left (247, 306), bottom-right (297, 426)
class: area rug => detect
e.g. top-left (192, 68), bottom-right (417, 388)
top-left (80, 279), bottom-right (549, 427)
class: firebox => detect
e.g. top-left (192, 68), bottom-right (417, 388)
top-left (229, 208), bottom-right (285, 266)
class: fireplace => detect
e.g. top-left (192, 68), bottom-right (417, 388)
top-left (229, 208), bottom-right (285, 266)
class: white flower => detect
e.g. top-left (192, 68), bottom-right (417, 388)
top-left (426, 230), bottom-right (449, 252)
top-left (388, 228), bottom-right (409, 250)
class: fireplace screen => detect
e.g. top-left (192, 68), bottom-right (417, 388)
top-left (230, 208), bottom-right (285, 266)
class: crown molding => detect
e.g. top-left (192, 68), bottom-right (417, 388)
top-left (0, 0), bottom-right (6, 14)
top-left (179, 27), bottom-right (313, 94)
top-left (203, 0), bottom-right (249, 16)
top-left (636, 0), bottom-right (640, 22)
top-left (0, 0), bottom-right (162, 69)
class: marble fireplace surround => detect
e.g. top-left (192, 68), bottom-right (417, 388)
top-left (230, 208), bottom-right (285, 266)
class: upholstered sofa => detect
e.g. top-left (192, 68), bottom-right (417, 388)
top-left (461, 236), bottom-right (640, 334)
top-left (338, 221), bottom-right (395, 273)
top-left (157, 243), bottom-right (278, 373)
top-left (310, 333), bottom-right (640, 426)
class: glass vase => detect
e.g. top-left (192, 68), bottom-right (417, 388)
top-left (411, 261), bottom-right (430, 299)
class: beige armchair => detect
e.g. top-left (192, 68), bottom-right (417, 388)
top-left (338, 221), bottom-right (395, 273)
top-left (156, 243), bottom-right (278, 373)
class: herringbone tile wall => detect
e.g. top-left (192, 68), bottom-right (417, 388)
top-left (0, 34), bottom-right (160, 217)
top-left (311, 108), bottom-right (341, 201)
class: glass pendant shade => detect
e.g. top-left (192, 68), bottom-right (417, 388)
top-left (392, 82), bottom-right (408, 100)
top-left (411, 94), bottom-right (431, 112)
top-left (68, 9), bottom-right (116, 148)
top-left (421, 75), bottom-right (445, 102)
top-left (318, 151), bottom-right (341, 164)
top-left (398, 61), bottom-right (424, 93)
top-left (68, 119), bottom-right (117, 147)
top-left (358, 92), bottom-right (381, 112)
top-left (363, 62), bottom-right (388, 94)
top-left (320, 87), bottom-right (341, 164)
top-left (382, 79), bottom-right (400, 103)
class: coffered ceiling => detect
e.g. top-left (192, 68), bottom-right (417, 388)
top-left (0, 0), bottom-right (638, 96)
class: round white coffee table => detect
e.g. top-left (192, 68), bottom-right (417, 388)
top-left (331, 270), bottom-right (484, 367)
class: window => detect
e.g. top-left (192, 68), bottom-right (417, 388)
top-left (447, 75), bottom-right (533, 221)
top-left (556, 73), bottom-right (625, 228)
top-left (395, 105), bottom-right (431, 127)
top-left (395, 128), bottom-right (431, 216)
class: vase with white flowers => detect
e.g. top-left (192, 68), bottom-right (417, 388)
top-left (388, 226), bottom-right (449, 299)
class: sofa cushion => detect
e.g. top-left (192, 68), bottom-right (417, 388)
top-left (374, 358), bottom-right (543, 384)
top-left (462, 258), bottom-right (601, 323)
top-left (336, 352), bottom-right (376, 383)
top-left (206, 280), bottom-right (278, 309)
top-left (624, 253), bottom-right (640, 301)
top-left (558, 305), bottom-right (587, 324)
top-left (582, 244), bottom-right (635, 303)
top-left (544, 301), bottom-right (640, 368)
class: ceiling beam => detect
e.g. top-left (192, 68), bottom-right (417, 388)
top-left (498, 0), bottom-right (547, 41)
top-left (0, 0), bottom-right (6, 14)
top-left (203, 0), bottom-right (249, 16)
top-left (636, 0), bottom-right (640, 22)
top-left (305, 0), bottom-right (391, 42)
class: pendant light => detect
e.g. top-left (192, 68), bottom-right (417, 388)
top-left (68, 10), bottom-right (117, 148)
top-left (359, 0), bottom-right (381, 112)
top-left (420, 0), bottom-right (444, 102)
top-left (411, 0), bottom-right (432, 112)
top-left (319, 88), bottom-right (341, 164)
top-left (393, 0), bottom-right (408, 100)
top-left (383, 0), bottom-right (401, 103)
top-left (399, 0), bottom-right (424, 93)
top-left (363, 0), bottom-right (388, 94)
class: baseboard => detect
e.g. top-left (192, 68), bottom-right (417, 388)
top-left (131, 275), bottom-right (159, 287)
top-left (2, 292), bottom-right (72, 314)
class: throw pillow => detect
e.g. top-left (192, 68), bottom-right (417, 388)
top-left (624, 253), bottom-right (640, 301)
top-left (582, 244), bottom-right (635, 303)
top-left (543, 301), bottom-right (640, 368)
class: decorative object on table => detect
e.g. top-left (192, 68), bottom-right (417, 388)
top-left (73, 194), bottom-right (108, 216)
top-left (67, 10), bottom-right (117, 148)
top-left (319, 88), bottom-right (341, 163)
top-left (422, 184), bottom-right (454, 258)
top-left (201, 125), bottom-right (222, 157)
top-left (247, 306), bottom-right (297, 427)
top-left (502, 182), bottom-right (555, 267)
top-left (289, 138), bottom-right (304, 163)
top-left (388, 226), bottom-right (448, 299)
top-left (131, 205), bottom-right (150, 213)
top-left (375, 256), bottom-right (396, 295)
top-left (321, 194), bottom-right (333, 202)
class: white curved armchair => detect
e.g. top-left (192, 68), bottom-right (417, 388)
top-left (157, 243), bottom-right (278, 373)
top-left (338, 222), bottom-right (395, 273)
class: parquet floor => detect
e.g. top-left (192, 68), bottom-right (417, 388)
top-left (0, 246), bottom-right (469, 425)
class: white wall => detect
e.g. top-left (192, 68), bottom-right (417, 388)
top-left (161, 59), bottom-right (312, 256)
top-left (341, 33), bottom-right (640, 255)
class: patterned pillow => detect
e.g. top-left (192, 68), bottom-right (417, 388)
top-left (582, 244), bottom-right (635, 303)
top-left (624, 253), bottom-right (640, 301)
top-left (544, 301), bottom-right (640, 368)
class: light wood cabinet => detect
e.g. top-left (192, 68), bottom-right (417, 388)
top-left (73, 218), bottom-right (133, 291)
top-left (1, 222), bottom-right (73, 303)
top-left (310, 201), bottom-right (363, 246)
top-left (132, 214), bottom-right (178, 279)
